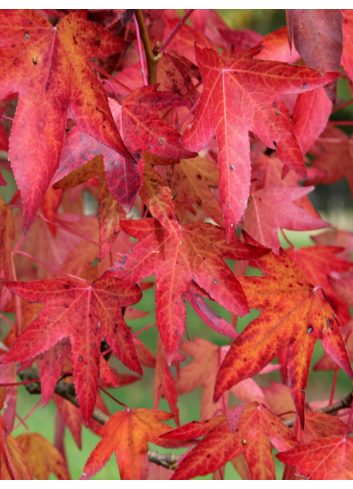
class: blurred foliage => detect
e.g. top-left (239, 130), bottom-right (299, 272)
top-left (218, 9), bottom-right (286, 34)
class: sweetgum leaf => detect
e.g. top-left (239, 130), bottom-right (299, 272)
top-left (342, 10), bottom-right (353, 82)
top-left (175, 337), bottom-right (267, 421)
top-left (305, 126), bottom-right (353, 196)
top-left (16, 433), bottom-right (70, 480)
top-left (162, 402), bottom-right (298, 480)
top-left (214, 233), bottom-right (353, 428)
top-left (1, 275), bottom-right (143, 424)
top-left (286, 245), bottom-right (352, 323)
top-left (242, 186), bottom-right (328, 252)
top-left (53, 155), bottom-right (126, 260)
top-left (181, 45), bottom-right (337, 240)
top-left (81, 409), bottom-right (174, 480)
top-left (0, 9), bottom-right (133, 232)
top-left (159, 156), bottom-right (224, 228)
top-left (286, 9), bottom-right (343, 102)
top-left (109, 219), bottom-right (270, 361)
top-left (277, 435), bottom-right (353, 480)
top-left (153, 336), bottom-right (180, 426)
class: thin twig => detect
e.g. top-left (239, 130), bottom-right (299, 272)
top-left (284, 392), bottom-right (353, 427)
top-left (134, 10), bottom-right (158, 86)
top-left (18, 367), bottom-right (353, 467)
top-left (18, 368), bottom-right (180, 470)
top-left (134, 13), bottom-right (148, 86)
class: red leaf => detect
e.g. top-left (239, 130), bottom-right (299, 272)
top-left (181, 45), bottom-right (336, 239)
top-left (305, 126), bottom-right (353, 196)
top-left (342, 10), bottom-right (353, 82)
top-left (277, 435), bottom-right (353, 480)
top-left (0, 9), bottom-right (133, 232)
top-left (109, 218), bottom-right (269, 361)
top-left (153, 336), bottom-right (179, 426)
top-left (243, 186), bottom-right (328, 252)
top-left (81, 409), bottom-right (174, 480)
top-left (286, 245), bottom-right (352, 323)
top-left (162, 403), bottom-right (298, 480)
top-left (293, 87), bottom-right (332, 154)
top-left (2, 275), bottom-right (142, 424)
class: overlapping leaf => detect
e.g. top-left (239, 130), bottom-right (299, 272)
top-left (305, 126), bottom-right (353, 196)
top-left (1, 275), bottom-right (142, 424)
top-left (53, 88), bottom-right (196, 217)
top-left (16, 433), bottom-right (70, 480)
top-left (81, 409), bottom-right (175, 480)
top-left (175, 337), bottom-right (268, 420)
top-left (286, 9), bottom-right (343, 102)
top-left (161, 402), bottom-right (298, 480)
top-left (242, 186), bottom-right (328, 252)
top-left (215, 234), bottom-right (353, 427)
top-left (286, 245), bottom-right (352, 323)
top-left (277, 435), bottom-right (353, 480)
top-left (53, 156), bottom-right (126, 260)
top-left (342, 10), bottom-right (353, 82)
top-left (109, 219), bottom-right (269, 361)
top-left (0, 9), bottom-right (133, 232)
top-left (181, 44), bottom-right (337, 239)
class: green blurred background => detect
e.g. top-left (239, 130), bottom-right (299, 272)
top-left (1, 8), bottom-right (353, 480)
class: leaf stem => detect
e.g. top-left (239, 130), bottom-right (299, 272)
top-left (329, 365), bottom-right (339, 406)
top-left (8, 204), bottom-right (124, 259)
top-left (328, 120), bottom-right (353, 126)
top-left (159, 10), bottom-right (195, 54)
top-left (280, 229), bottom-right (294, 248)
top-left (134, 10), bottom-right (159, 86)
top-left (91, 61), bottom-right (133, 93)
top-left (13, 250), bottom-right (92, 284)
top-left (11, 399), bottom-right (41, 433)
top-left (134, 13), bottom-right (148, 86)
top-left (0, 313), bottom-right (15, 329)
top-left (0, 378), bottom-right (40, 387)
top-left (344, 402), bottom-right (353, 438)
top-left (1, 115), bottom-right (13, 122)
top-left (99, 386), bottom-right (130, 411)
top-left (176, 95), bottom-right (201, 131)
top-left (15, 413), bottom-right (30, 434)
top-left (332, 98), bottom-right (353, 114)
top-left (10, 254), bottom-right (21, 336)
top-left (133, 323), bottom-right (157, 336)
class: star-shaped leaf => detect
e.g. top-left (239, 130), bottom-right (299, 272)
top-left (181, 44), bottom-right (337, 239)
top-left (277, 435), bottom-right (353, 480)
top-left (81, 409), bottom-right (174, 480)
top-left (1, 275), bottom-right (142, 424)
top-left (109, 219), bottom-right (270, 361)
top-left (0, 9), bottom-right (133, 232)
top-left (161, 402), bottom-right (298, 480)
top-left (214, 233), bottom-right (353, 427)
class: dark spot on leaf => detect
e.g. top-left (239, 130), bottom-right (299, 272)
top-left (307, 326), bottom-right (313, 334)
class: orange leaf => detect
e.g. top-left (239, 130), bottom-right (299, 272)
top-left (215, 234), bottom-right (353, 427)
top-left (16, 433), bottom-right (70, 480)
top-left (81, 409), bottom-right (174, 480)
